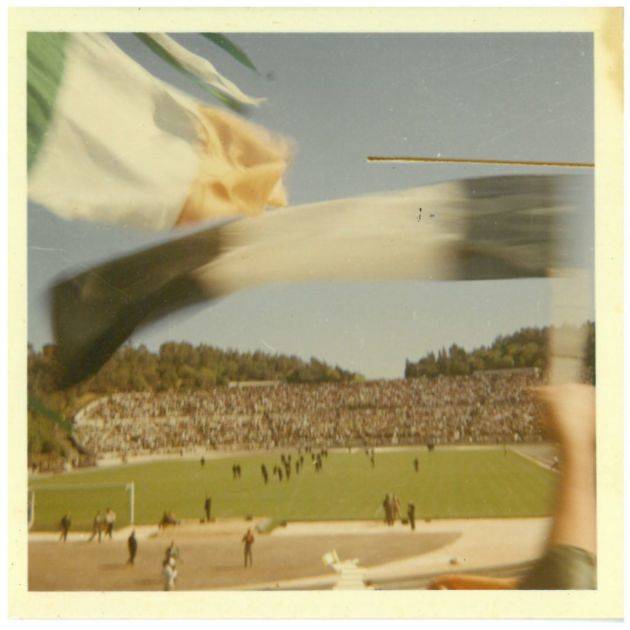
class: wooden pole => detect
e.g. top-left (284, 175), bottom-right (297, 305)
top-left (366, 156), bottom-right (594, 169)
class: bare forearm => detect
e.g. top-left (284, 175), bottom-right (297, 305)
top-left (549, 443), bottom-right (596, 556)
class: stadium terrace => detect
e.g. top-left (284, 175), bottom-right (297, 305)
top-left (71, 371), bottom-right (543, 459)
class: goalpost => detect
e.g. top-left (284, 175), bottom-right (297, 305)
top-left (28, 482), bottom-right (135, 531)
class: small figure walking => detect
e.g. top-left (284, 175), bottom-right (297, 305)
top-left (413, 457), bottom-right (419, 473)
top-left (88, 510), bottom-right (103, 542)
top-left (242, 528), bottom-right (255, 568)
top-left (127, 529), bottom-right (137, 565)
top-left (59, 513), bottom-right (71, 542)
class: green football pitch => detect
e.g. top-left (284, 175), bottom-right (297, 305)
top-left (29, 448), bottom-right (556, 531)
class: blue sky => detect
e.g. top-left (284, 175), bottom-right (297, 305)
top-left (28, 33), bottom-right (594, 378)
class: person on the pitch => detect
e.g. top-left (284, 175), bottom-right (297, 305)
top-left (242, 528), bottom-right (255, 568)
top-left (383, 494), bottom-right (393, 526)
top-left (392, 494), bottom-right (401, 522)
top-left (261, 464), bottom-right (268, 484)
top-left (413, 457), bottom-right (419, 473)
top-left (163, 557), bottom-right (177, 591)
top-left (164, 540), bottom-right (180, 565)
top-left (407, 502), bottom-right (416, 531)
top-left (204, 495), bottom-right (212, 522)
top-left (127, 529), bottom-right (138, 565)
top-left (105, 507), bottom-right (116, 539)
top-left (88, 510), bottom-right (104, 542)
top-left (59, 512), bottom-right (71, 542)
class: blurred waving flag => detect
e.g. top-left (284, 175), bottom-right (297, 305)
top-left (27, 32), bottom-right (290, 231)
top-left (50, 173), bottom-right (592, 386)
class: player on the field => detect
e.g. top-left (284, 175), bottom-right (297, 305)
top-left (413, 457), bottom-right (419, 473)
top-left (163, 557), bottom-right (177, 591)
top-left (127, 529), bottom-right (137, 565)
top-left (164, 540), bottom-right (180, 565)
top-left (105, 507), bottom-right (116, 539)
top-left (407, 502), bottom-right (416, 530)
top-left (261, 464), bottom-right (268, 484)
top-left (242, 528), bottom-right (255, 568)
top-left (204, 495), bottom-right (212, 522)
top-left (392, 494), bottom-right (401, 522)
top-left (59, 512), bottom-right (71, 542)
top-left (383, 494), bottom-right (392, 526)
top-left (88, 510), bottom-right (104, 542)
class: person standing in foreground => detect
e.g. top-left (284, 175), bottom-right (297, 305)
top-left (429, 384), bottom-right (596, 590)
top-left (163, 557), bottom-right (177, 591)
top-left (59, 513), bottom-right (71, 542)
top-left (204, 495), bottom-right (212, 522)
top-left (242, 528), bottom-right (255, 568)
top-left (105, 507), bottom-right (116, 539)
top-left (127, 530), bottom-right (137, 565)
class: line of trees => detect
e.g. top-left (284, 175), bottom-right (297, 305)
top-left (404, 322), bottom-right (595, 379)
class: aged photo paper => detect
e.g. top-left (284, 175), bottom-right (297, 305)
top-left (7, 6), bottom-right (623, 619)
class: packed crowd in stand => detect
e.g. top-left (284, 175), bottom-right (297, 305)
top-left (72, 370), bottom-right (544, 457)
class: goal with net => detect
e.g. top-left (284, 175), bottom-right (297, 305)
top-left (27, 482), bottom-right (135, 532)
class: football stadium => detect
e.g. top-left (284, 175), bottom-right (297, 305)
top-left (28, 355), bottom-right (566, 591)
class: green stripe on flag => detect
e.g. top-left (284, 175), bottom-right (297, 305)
top-left (27, 32), bottom-right (69, 171)
top-left (133, 32), bottom-right (247, 112)
top-left (201, 33), bottom-right (259, 73)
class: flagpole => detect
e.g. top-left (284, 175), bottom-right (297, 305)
top-left (366, 156), bottom-right (594, 169)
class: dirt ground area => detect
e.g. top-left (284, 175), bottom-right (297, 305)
top-left (29, 525), bottom-right (458, 591)
top-left (29, 516), bottom-right (550, 591)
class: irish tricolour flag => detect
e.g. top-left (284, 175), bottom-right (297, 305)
top-left (28, 33), bottom-right (290, 230)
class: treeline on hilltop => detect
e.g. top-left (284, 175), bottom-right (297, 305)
top-left (28, 342), bottom-right (362, 460)
top-left (404, 323), bottom-right (595, 379)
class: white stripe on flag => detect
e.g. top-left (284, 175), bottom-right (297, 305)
top-left (145, 33), bottom-right (264, 106)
